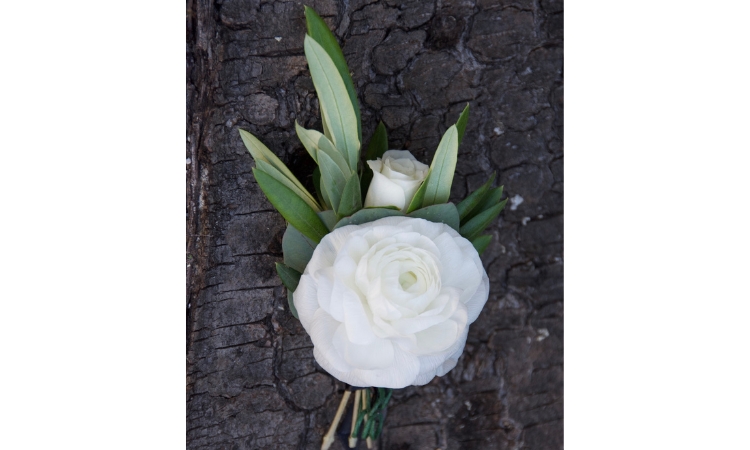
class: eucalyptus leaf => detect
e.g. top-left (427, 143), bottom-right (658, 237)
top-left (287, 290), bottom-right (299, 319)
top-left (304, 6), bottom-right (361, 143)
top-left (318, 150), bottom-right (347, 212)
top-left (408, 203), bottom-right (460, 232)
top-left (457, 173), bottom-right (496, 223)
top-left (317, 210), bottom-right (339, 231)
top-left (334, 207), bottom-right (404, 229)
top-left (255, 159), bottom-right (321, 212)
top-left (456, 103), bottom-right (470, 144)
top-left (240, 128), bottom-right (321, 211)
top-left (338, 174), bottom-right (362, 217)
top-left (471, 234), bottom-right (492, 255)
top-left (421, 125), bottom-right (459, 207)
top-left (459, 199), bottom-right (508, 241)
top-left (304, 35), bottom-right (360, 170)
top-left (253, 168), bottom-right (329, 243)
top-left (275, 262), bottom-right (301, 292)
top-left (282, 225), bottom-right (317, 273)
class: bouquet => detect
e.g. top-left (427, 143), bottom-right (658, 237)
top-left (239, 7), bottom-right (507, 449)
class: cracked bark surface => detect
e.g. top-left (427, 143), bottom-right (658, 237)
top-left (187, 0), bottom-right (563, 449)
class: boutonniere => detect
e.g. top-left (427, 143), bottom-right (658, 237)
top-left (239, 7), bottom-right (506, 449)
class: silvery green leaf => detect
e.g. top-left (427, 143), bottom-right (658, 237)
top-left (282, 225), bottom-right (316, 273)
top-left (334, 207), bottom-right (404, 229)
top-left (457, 173), bottom-right (496, 223)
top-left (312, 166), bottom-right (328, 208)
top-left (295, 121), bottom-right (321, 163)
top-left (240, 128), bottom-right (321, 211)
top-left (255, 159), bottom-right (321, 212)
top-left (276, 262), bottom-right (301, 292)
top-left (317, 209), bottom-right (339, 231)
top-left (318, 150), bottom-right (347, 213)
top-left (459, 198), bottom-right (508, 241)
top-left (408, 203), bottom-right (460, 232)
top-left (456, 103), bottom-right (470, 144)
top-left (471, 234), bottom-right (492, 255)
top-left (421, 125), bottom-right (459, 207)
top-left (405, 178), bottom-right (428, 213)
top-left (304, 35), bottom-right (360, 171)
top-left (338, 174), bottom-right (362, 217)
top-left (253, 168), bottom-right (329, 243)
top-left (304, 6), bottom-right (361, 144)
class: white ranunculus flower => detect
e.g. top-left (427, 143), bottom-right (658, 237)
top-left (364, 150), bottom-right (429, 212)
top-left (294, 216), bottom-right (489, 388)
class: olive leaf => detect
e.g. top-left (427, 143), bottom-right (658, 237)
top-left (304, 35), bottom-right (360, 171)
top-left (457, 172), bottom-right (496, 223)
top-left (471, 234), bottom-right (492, 255)
top-left (459, 198), bottom-right (508, 241)
top-left (338, 174), bottom-right (362, 217)
top-left (421, 125), bottom-right (459, 208)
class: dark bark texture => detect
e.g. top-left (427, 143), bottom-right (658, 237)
top-left (187, 0), bottom-right (563, 449)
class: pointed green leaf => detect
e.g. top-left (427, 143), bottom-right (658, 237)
top-left (312, 166), bottom-right (328, 208)
top-left (466, 186), bottom-right (505, 223)
top-left (457, 173), bottom-right (496, 223)
top-left (282, 225), bottom-right (317, 273)
top-left (422, 125), bottom-right (459, 207)
top-left (456, 103), bottom-right (470, 144)
top-left (304, 35), bottom-right (360, 171)
top-left (459, 199), bottom-right (508, 241)
top-left (253, 168), bottom-right (329, 243)
top-left (338, 174), bottom-right (362, 217)
top-left (295, 121), bottom-right (321, 163)
top-left (408, 203), bottom-right (460, 232)
top-left (304, 6), bottom-right (361, 144)
top-left (361, 122), bottom-right (389, 196)
top-left (405, 179), bottom-right (428, 213)
top-left (365, 121), bottom-right (388, 160)
top-left (318, 150), bottom-right (347, 212)
top-left (276, 262), bottom-right (301, 292)
top-left (471, 235), bottom-right (492, 255)
top-left (255, 159), bottom-right (321, 212)
top-left (334, 207), bottom-right (404, 229)
top-left (240, 128), bottom-right (321, 211)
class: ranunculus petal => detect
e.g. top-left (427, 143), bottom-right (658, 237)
top-left (295, 215), bottom-right (489, 388)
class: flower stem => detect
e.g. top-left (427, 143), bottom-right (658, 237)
top-left (321, 389), bottom-right (351, 450)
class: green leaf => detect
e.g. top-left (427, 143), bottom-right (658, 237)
top-left (361, 122), bottom-right (389, 197)
top-left (471, 234), bottom-right (492, 255)
top-left (408, 203), bottom-right (460, 232)
top-left (405, 180), bottom-right (428, 213)
top-left (312, 166), bottom-right (328, 208)
top-left (240, 128), bottom-right (321, 211)
top-left (276, 262), bottom-right (301, 319)
top-left (318, 150), bottom-right (348, 213)
top-left (456, 103), bottom-right (470, 144)
top-left (282, 224), bottom-right (317, 273)
top-left (466, 186), bottom-right (505, 223)
top-left (421, 125), bottom-right (459, 207)
top-left (317, 210), bottom-right (339, 231)
top-left (253, 168), bottom-right (329, 243)
top-left (295, 121), bottom-right (321, 163)
top-left (334, 207), bottom-right (404, 229)
top-left (304, 6), bottom-right (361, 144)
top-left (365, 121), bottom-right (388, 160)
top-left (459, 198), bottom-right (508, 241)
top-left (287, 290), bottom-right (299, 319)
top-left (255, 159), bottom-right (321, 212)
top-left (338, 174), bottom-right (362, 217)
top-left (304, 35), bottom-right (360, 171)
top-left (457, 173), bottom-right (496, 223)
top-left (276, 262), bottom-right (301, 292)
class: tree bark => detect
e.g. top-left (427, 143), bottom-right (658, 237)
top-left (187, 0), bottom-right (563, 448)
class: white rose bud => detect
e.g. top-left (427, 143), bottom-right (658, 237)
top-left (364, 150), bottom-right (429, 212)
top-left (294, 216), bottom-right (489, 388)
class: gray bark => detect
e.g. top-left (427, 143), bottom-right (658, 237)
top-left (187, 0), bottom-right (563, 448)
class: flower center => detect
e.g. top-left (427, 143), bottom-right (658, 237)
top-left (398, 270), bottom-right (418, 290)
